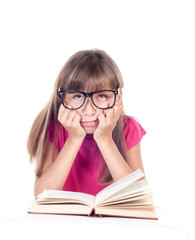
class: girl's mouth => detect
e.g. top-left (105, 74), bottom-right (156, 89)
top-left (81, 119), bottom-right (98, 127)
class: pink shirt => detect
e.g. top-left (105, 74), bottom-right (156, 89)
top-left (47, 116), bottom-right (146, 196)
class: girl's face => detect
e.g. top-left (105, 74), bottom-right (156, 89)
top-left (76, 88), bottom-right (122, 134)
top-left (77, 98), bottom-right (103, 134)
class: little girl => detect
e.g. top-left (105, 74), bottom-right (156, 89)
top-left (27, 49), bottom-right (146, 198)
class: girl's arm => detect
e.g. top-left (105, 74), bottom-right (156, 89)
top-left (34, 104), bottom-right (86, 198)
top-left (96, 139), bottom-right (144, 182)
top-left (34, 137), bottom-right (84, 198)
top-left (94, 99), bottom-right (145, 181)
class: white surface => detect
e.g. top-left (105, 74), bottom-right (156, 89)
top-left (0, 204), bottom-right (191, 240)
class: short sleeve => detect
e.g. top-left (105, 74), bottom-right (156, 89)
top-left (46, 120), bottom-right (68, 151)
top-left (123, 116), bottom-right (146, 150)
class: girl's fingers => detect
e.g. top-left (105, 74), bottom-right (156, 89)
top-left (105, 108), bottom-right (114, 123)
top-left (58, 104), bottom-right (86, 139)
top-left (103, 102), bottom-right (113, 119)
top-left (58, 104), bottom-right (76, 126)
top-left (58, 104), bottom-right (69, 123)
top-left (72, 112), bottom-right (82, 126)
top-left (97, 113), bottom-right (106, 126)
top-left (58, 104), bottom-right (65, 117)
top-left (65, 105), bottom-right (78, 125)
top-left (104, 102), bottom-right (123, 124)
top-left (115, 98), bottom-right (123, 108)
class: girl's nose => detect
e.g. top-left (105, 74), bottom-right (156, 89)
top-left (82, 98), bottom-right (96, 115)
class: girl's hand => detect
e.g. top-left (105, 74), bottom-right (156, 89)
top-left (58, 104), bottom-right (86, 141)
top-left (93, 100), bottom-right (123, 143)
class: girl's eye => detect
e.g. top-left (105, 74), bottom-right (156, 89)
top-left (97, 94), bottom-right (107, 99)
top-left (74, 94), bottom-right (83, 100)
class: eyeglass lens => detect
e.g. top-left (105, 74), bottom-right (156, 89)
top-left (62, 91), bottom-right (115, 109)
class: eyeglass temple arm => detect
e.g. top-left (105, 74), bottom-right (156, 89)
top-left (58, 88), bottom-right (62, 97)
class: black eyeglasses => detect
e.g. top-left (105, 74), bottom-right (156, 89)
top-left (58, 89), bottom-right (118, 110)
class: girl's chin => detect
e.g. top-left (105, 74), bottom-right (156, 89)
top-left (83, 126), bottom-right (96, 134)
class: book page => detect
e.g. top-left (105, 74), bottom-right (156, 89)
top-left (98, 192), bottom-right (153, 207)
top-left (102, 179), bottom-right (151, 203)
top-left (37, 190), bottom-right (95, 207)
top-left (29, 203), bottom-right (92, 216)
top-left (95, 207), bottom-right (158, 219)
top-left (95, 169), bottom-right (144, 206)
top-left (99, 198), bottom-right (154, 208)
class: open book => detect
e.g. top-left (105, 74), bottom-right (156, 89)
top-left (29, 169), bottom-right (158, 220)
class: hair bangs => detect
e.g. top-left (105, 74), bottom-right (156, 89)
top-left (66, 60), bottom-right (119, 92)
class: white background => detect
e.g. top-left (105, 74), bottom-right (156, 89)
top-left (0, 0), bottom-right (194, 239)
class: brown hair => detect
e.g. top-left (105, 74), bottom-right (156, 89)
top-left (27, 49), bottom-right (127, 184)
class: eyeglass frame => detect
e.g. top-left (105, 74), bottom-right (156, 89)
top-left (58, 89), bottom-right (119, 110)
